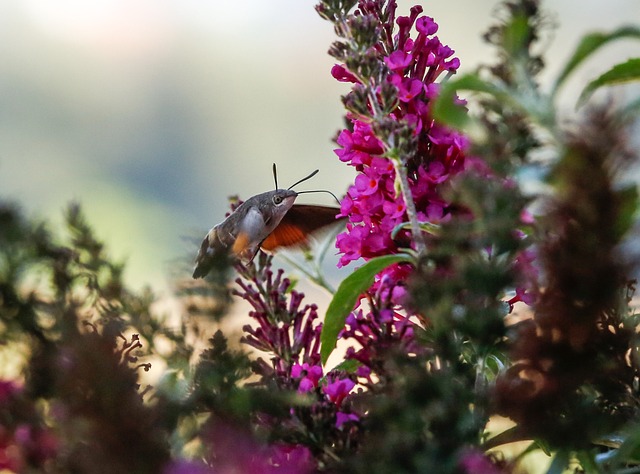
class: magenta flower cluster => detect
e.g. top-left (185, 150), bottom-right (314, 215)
top-left (235, 266), bottom-right (323, 382)
top-left (235, 257), bottom-right (359, 470)
top-left (333, 6), bottom-right (467, 269)
top-left (328, 4), bottom-right (473, 372)
top-left (290, 362), bottom-right (359, 428)
top-left (165, 432), bottom-right (315, 474)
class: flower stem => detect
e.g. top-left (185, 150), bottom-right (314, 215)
top-left (390, 157), bottom-right (426, 254)
top-left (276, 252), bottom-right (336, 294)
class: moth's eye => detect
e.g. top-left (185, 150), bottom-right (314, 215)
top-left (273, 195), bottom-right (283, 205)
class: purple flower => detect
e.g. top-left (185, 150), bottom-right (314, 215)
top-left (291, 363), bottom-right (323, 393)
top-left (384, 50), bottom-right (413, 72)
top-left (235, 259), bottom-right (323, 382)
top-left (415, 16), bottom-right (438, 35)
top-left (356, 365), bottom-right (371, 379)
top-left (507, 243), bottom-right (539, 312)
top-left (389, 74), bottom-right (424, 102)
top-left (507, 287), bottom-right (535, 312)
top-left (354, 173), bottom-right (380, 196)
top-left (335, 411), bottom-right (360, 428)
top-left (333, 9), bottom-right (467, 271)
top-left (340, 267), bottom-right (424, 374)
top-left (322, 378), bottom-right (356, 408)
top-left (458, 449), bottom-right (505, 474)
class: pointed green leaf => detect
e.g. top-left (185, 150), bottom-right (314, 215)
top-left (575, 451), bottom-right (601, 473)
top-left (608, 417), bottom-right (640, 465)
top-left (320, 253), bottom-right (413, 364)
top-left (535, 438), bottom-right (552, 457)
top-left (482, 425), bottom-right (529, 450)
top-left (577, 57), bottom-right (640, 107)
top-left (552, 26), bottom-right (640, 96)
top-left (329, 358), bottom-right (361, 374)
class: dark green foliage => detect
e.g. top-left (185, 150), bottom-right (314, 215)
top-left (1, 203), bottom-right (172, 473)
top-left (321, 253), bottom-right (413, 363)
top-left (495, 106), bottom-right (640, 450)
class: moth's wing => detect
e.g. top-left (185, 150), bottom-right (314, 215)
top-left (193, 207), bottom-right (265, 278)
top-left (193, 227), bottom-right (224, 278)
top-left (260, 221), bottom-right (307, 251)
top-left (261, 205), bottom-right (342, 251)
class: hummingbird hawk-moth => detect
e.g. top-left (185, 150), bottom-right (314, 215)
top-left (192, 165), bottom-right (342, 278)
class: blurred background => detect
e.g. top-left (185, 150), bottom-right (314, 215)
top-left (0, 0), bottom-right (638, 293)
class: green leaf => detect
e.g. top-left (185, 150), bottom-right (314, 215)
top-left (551, 26), bottom-right (640, 96)
top-left (608, 427), bottom-right (640, 466)
top-left (391, 221), bottom-right (440, 240)
top-left (329, 358), bottom-right (361, 373)
top-left (575, 451), bottom-right (602, 473)
top-left (577, 57), bottom-right (640, 107)
top-left (535, 438), bottom-right (552, 457)
top-left (482, 425), bottom-right (529, 450)
top-left (320, 253), bottom-right (413, 364)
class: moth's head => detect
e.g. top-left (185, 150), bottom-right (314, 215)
top-left (267, 189), bottom-right (298, 218)
top-left (271, 189), bottom-right (298, 207)
top-left (272, 164), bottom-right (340, 205)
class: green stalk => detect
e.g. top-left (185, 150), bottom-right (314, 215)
top-left (390, 156), bottom-right (426, 254)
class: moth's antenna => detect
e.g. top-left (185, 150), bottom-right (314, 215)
top-left (272, 163), bottom-right (279, 190)
top-left (296, 189), bottom-right (341, 205)
top-left (288, 169), bottom-right (319, 190)
top-left (286, 169), bottom-right (341, 204)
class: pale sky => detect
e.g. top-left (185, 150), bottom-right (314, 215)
top-left (0, 0), bottom-right (638, 290)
